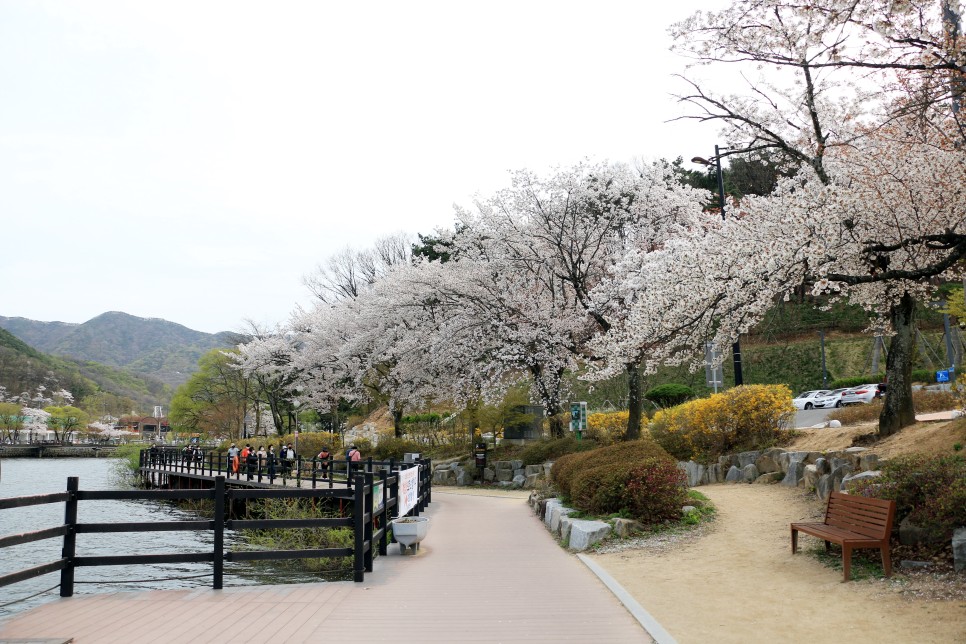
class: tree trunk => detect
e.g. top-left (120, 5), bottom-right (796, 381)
top-left (878, 292), bottom-right (917, 437)
top-left (625, 363), bottom-right (643, 441)
top-left (547, 402), bottom-right (565, 439)
top-left (393, 407), bottom-right (404, 438)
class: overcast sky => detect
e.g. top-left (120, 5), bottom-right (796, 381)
top-left (1, 1), bottom-right (727, 334)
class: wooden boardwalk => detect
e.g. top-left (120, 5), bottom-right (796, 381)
top-left (0, 490), bottom-right (653, 643)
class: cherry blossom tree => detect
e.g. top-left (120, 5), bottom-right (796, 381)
top-left (597, 120), bottom-right (965, 436)
top-left (658, 0), bottom-right (966, 436)
top-left (447, 161), bottom-right (708, 439)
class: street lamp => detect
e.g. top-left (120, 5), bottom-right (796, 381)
top-left (692, 145), bottom-right (745, 387)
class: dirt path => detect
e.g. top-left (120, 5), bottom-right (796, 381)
top-left (589, 484), bottom-right (966, 643)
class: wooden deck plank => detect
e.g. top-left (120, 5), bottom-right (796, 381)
top-left (0, 492), bottom-right (654, 643)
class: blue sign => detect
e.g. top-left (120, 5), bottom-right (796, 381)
top-left (936, 370), bottom-right (950, 383)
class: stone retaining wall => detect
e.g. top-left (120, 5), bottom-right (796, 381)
top-left (432, 459), bottom-right (552, 489)
top-left (678, 446), bottom-right (881, 502)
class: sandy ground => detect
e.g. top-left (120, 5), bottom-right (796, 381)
top-left (786, 418), bottom-right (966, 460)
top-left (589, 484), bottom-right (966, 644)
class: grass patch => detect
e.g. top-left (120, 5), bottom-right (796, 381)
top-left (808, 544), bottom-right (887, 581)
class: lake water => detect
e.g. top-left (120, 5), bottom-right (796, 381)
top-left (0, 457), bottom-right (322, 621)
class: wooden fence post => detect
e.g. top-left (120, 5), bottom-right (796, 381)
top-left (364, 472), bottom-right (374, 573)
top-left (60, 477), bottom-right (78, 597)
top-left (213, 476), bottom-right (225, 590)
top-left (353, 474), bottom-right (365, 582)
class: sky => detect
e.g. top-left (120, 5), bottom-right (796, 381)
top-left (1, 0), bottom-right (728, 334)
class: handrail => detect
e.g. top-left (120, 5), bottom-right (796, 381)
top-left (0, 456), bottom-right (433, 601)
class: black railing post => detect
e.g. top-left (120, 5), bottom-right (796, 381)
top-left (424, 458), bottom-right (432, 507)
top-left (311, 457), bottom-right (317, 489)
top-left (60, 476), bottom-right (79, 597)
top-left (353, 474), bottom-right (365, 582)
top-left (378, 470), bottom-right (389, 556)
top-left (213, 476), bottom-right (225, 590)
top-left (296, 456), bottom-right (302, 488)
top-left (364, 472), bottom-right (374, 573)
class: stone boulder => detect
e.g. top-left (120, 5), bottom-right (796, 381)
top-left (954, 528), bottom-right (966, 572)
top-left (755, 449), bottom-right (784, 474)
top-left (525, 474), bottom-right (541, 488)
top-left (754, 472), bottom-right (783, 484)
top-left (568, 519), bottom-right (612, 551)
top-left (725, 465), bottom-right (742, 483)
top-left (682, 461), bottom-right (706, 487)
top-left (779, 451), bottom-right (809, 474)
top-left (741, 464), bottom-right (759, 483)
top-left (511, 474), bottom-right (526, 488)
top-left (544, 499), bottom-right (564, 529)
top-left (612, 518), bottom-right (644, 538)
top-left (496, 468), bottom-right (514, 483)
top-left (737, 451), bottom-right (761, 468)
top-left (840, 471), bottom-right (880, 492)
top-left (781, 460), bottom-right (806, 487)
top-left (525, 464), bottom-right (543, 476)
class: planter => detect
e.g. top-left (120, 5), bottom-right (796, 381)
top-left (391, 516), bottom-right (430, 554)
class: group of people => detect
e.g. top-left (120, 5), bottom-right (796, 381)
top-left (225, 442), bottom-right (299, 479)
top-left (179, 444), bottom-right (205, 464)
top-left (220, 441), bottom-right (363, 482)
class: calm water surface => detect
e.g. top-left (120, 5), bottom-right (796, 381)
top-left (0, 457), bottom-right (322, 621)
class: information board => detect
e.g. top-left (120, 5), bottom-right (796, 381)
top-left (397, 465), bottom-right (419, 517)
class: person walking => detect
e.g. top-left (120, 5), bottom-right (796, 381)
top-left (257, 445), bottom-right (267, 478)
top-left (316, 446), bottom-right (331, 480)
top-left (227, 443), bottom-right (240, 474)
top-left (346, 444), bottom-right (361, 487)
top-left (267, 445), bottom-right (277, 481)
top-left (245, 445), bottom-right (258, 480)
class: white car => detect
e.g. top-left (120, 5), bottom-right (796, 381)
top-left (792, 390), bottom-right (832, 410)
top-left (815, 388), bottom-right (849, 408)
top-left (840, 384), bottom-right (886, 405)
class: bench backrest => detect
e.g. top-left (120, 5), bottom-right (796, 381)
top-left (824, 491), bottom-right (896, 539)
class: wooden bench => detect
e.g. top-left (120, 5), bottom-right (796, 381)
top-left (790, 491), bottom-right (896, 582)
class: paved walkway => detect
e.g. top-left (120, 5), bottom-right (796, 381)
top-left (0, 491), bottom-right (653, 643)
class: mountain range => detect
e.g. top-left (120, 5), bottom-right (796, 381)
top-left (0, 312), bottom-right (247, 411)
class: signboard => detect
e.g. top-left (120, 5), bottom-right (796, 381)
top-left (569, 402), bottom-right (587, 432)
top-left (704, 343), bottom-right (723, 392)
top-left (397, 465), bottom-right (419, 517)
top-left (372, 481), bottom-right (384, 513)
top-left (936, 369), bottom-right (951, 383)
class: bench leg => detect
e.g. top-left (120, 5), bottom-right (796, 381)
top-left (842, 545), bottom-right (852, 582)
top-left (824, 540), bottom-right (831, 553)
top-left (791, 528), bottom-right (798, 554)
top-left (881, 545), bottom-right (892, 578)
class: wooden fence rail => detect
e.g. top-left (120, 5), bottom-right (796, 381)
top-left (0, 458), bottom-right (432, 601)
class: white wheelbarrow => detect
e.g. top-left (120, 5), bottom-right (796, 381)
top-left (391, 516), bottom-right (430, 554)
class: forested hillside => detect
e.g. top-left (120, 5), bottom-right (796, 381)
top-left (0, 326), bottom-right (169, 414)
top-left (0, 312), bottom-right (244, 387)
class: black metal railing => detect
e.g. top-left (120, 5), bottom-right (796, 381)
top-left (140, 448), bottom-right (431, 494)
top-left (0, 459), bottom-right (432, 601)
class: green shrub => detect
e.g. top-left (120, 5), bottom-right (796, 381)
top-left (369, 437), bottom-right (424, 461)
top-left (550, 439), bottom-right (674, 502)
top-left (847, 454), bottom-right (966, 542)
top-left (623, 458), bottom-right (689, 524)
top-left (556, 442), bottom-right (686, 524)
top-left (648, 385), bottom-right (794, 463)
top-left (519, 435), bottom-right (597, 466)
top-left (830, 375), bottom-right (885, 388)
top-left (586, 411), bottom-right (629, 445)
top-left (644, 383), bottom-right (694, 408)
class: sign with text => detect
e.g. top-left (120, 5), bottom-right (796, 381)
top-left (397, 465), bottom-right (419, 517)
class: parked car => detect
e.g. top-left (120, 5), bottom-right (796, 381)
top-left (840, 383), bottom-right (887, 405)
top-left (792, 390), bottom-right (832, 410)
top-left (815, 388), bottom-right (849, 408)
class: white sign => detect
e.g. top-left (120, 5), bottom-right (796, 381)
top-left (397, 465), bottom-right (419, 517)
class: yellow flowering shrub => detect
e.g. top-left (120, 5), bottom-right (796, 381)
top-left (585, 411), bottom-right (629, 445)
top-left (649, 384), bottom-right (794, 463)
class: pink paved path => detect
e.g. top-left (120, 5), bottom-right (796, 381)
top-left (0, 491), bottom-right (651, 643)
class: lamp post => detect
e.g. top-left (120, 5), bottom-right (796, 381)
top-left (691, 145), bottom-right (745, 387)
top-left (292, 399), bottom-right (300, 459)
